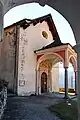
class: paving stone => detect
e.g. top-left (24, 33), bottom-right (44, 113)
top-left (2, 94), bottom-right (62, 120)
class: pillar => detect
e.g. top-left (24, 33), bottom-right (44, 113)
top-left (0, 1), bottom-right (3, 41)
top-left (48, 69), bottom-right (52, 92)
top-left (74, 70), bottom-right (77, 95)
top-left (64, 67), bottom-right (68, 99)
top-left (36, 68), bottom-right (40, 95)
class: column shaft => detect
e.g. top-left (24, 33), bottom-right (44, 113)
top-left (64, 67), bottom-right (68, 99)
top-left (36, 69), bottom-right (40, 95)
top-left (75, 71), bottom-right (77, 95)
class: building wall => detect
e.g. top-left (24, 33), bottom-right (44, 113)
top-left (52, 63), bottom-right (59, 92)
top-left (0, 26), bottom-right (17, 93)
top-left (18, 21), bottom-right (53, 96)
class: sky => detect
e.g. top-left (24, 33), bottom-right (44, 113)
top-left (4, 3), bottom-right (76, 46)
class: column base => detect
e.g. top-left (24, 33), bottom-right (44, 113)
top-left (63, 96), bottom-right (69, 100)
top-left (75, 93), bottom-right (77, 96)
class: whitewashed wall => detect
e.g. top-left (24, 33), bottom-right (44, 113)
top-left (52, 63), bottom-right (59, 92)
top-left (18, 21), bottom-right (53, 96)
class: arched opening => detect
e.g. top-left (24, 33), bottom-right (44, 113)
top-left (68, 63), bottom-right (75, 95)
top-left (59, 62), bottom-right (76, 95)
top-left (59, 62), bottom-right (65, 92)
top-left (69, 55), bottom-right (77, 71)
top-left (1, 1), bottom-right (79, 119)
top-left (69, 55), bottom-right (77, 94)
top-left (2, 2), bottom-right (77, 97)
top-left (37, 53), bottom-right (64, 94)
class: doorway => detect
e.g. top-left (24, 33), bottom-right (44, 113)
top-left (41, 72), bottom-right (47, 93)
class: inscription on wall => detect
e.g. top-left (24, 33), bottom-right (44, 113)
top-left (19, 30), bottom-right (28, 86)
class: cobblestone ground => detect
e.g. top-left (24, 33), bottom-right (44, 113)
top-left (2, 94), bottom-right (62, 120)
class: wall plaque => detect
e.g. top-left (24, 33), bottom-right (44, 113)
top-left (19, 80), bottom-right (25, 86)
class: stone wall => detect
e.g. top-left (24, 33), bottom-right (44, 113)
top-left (0, 26), bottom-right (17, 93)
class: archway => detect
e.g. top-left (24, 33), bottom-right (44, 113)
top-left (1, 0), bottom-right (80, 44)
top-left (37, 53), bottom-right (64, 95)
top-left (69, 55), bottom-right (77, 94)
top-left (0, 0), bottom-right (80, 119)
top-left (68, 63), bottom-right (75, 94)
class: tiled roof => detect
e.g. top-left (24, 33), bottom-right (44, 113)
top-left (34, 41), bottom-right (69, 52)
top-left (4, 14), bottom-right (60, 41)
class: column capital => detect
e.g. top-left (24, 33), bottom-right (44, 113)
top-left (74, 70), bottom-right (77, 72)
top-left (74, 43), bottom-right (80, 53)
top-left (64, 66), bottom-right (68, 69)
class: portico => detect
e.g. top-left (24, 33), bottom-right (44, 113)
top-left (35, 41), bottom-right (77, 99)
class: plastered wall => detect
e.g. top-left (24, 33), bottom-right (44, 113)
top-left (18, 21), bottom-right (53, 96)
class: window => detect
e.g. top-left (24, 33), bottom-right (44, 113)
top-left (42, 31), bottom-right (48, 39)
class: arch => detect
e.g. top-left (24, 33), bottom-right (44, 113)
top-left (37, 52), bottom-right (64, 70)
top-left (3, 0), bottom-right (79, 42)
top-left (1, 1), bottom-right (80, 119)
top-left (4, 3), bottom-right (76, 46)
top-left (46, 0), bottom-right (79, 43)
top-left (69, 55), bottom-right (77, 71)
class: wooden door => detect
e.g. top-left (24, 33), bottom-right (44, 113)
top-left (41, 72), bottom-right (47, 93)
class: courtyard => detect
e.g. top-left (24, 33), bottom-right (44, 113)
top-left (2, 93), bottom-right (63, 120)
top-left (1, 93), bottom-right (77, 120)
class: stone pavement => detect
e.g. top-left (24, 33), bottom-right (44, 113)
top-left (2, 94), bottom-right (63, 120)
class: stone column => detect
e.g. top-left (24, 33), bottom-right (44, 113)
top-left (49, 70), bottom-right (52, 92)
top-left (0, 1), bottom-right (3, 41)
top-left (74, 70), bottom-right (77, 95)
top-left (64, 49), bottom-right (69, 99)
top-left (64, 67), bottom-right (68, 99)
top-left (36, 68), bottom-right (40, 95)
top-left (48, 69), bottom-right (52, 92)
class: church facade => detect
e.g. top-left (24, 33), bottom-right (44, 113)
top-left (0, 14), bottom-right (77, 96)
